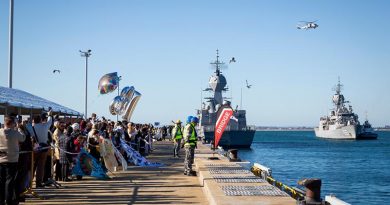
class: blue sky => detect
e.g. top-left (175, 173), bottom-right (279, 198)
top-left (0, 0), bottom-right (389, 126)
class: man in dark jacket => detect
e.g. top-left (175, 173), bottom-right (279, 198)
top-left (16, 120), bottom-right (33, 202)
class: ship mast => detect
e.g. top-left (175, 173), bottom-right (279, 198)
top-left (332, 77), bottom-right (345, 110)
top-left (335, 77), bottom-right (342, 95)
top-left (208, 49), bottom-right (228, 107)
top-left (210, 49), bottom-right (222, 76)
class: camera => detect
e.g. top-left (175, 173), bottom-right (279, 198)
top-left (16, 115), bottom-right (22, 124)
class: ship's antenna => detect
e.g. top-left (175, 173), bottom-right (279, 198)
top-left (334, 76), bottom-right (343, 94)
top-left (216, 49), bottom-right (220, 75)
top-left (200, 88), bottom-right (203, 110)
top-left (210, 49), bottom-right (226, 76)
top-left (337, 76), bottom-right (341, 94)
top-left (240, 87), bottom-right (243, 109)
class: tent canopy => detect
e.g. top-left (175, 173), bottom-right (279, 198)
top-left (0, 86), bottom-right (82, 117)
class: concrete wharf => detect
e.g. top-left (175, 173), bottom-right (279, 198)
top-left (22, 141), bottom-right (296, 205)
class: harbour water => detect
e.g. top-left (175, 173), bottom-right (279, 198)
top-left (239, 131), bottom-right (390, 205)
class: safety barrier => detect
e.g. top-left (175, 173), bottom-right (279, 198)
top-left (251, 163), bottom-right (305, 201)
top-left (10, 144), bottom-right (91, 200)
top-left (21, 147), bottom-right (48, 200)
top-left (251, 163), bottom-right (351, 205)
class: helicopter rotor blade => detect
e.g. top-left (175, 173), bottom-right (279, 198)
top-left (299, 20), bottom-right (317, 23)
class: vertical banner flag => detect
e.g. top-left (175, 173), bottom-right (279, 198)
top-left (214, 104), bottom-right (234, 149)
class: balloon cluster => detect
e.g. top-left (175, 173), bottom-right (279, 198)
top-left (98, 72), bottom-right (142, 121)
top-left (109, 86), bottom-right (141, 121)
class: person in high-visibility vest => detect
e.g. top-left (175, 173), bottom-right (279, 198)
top-left (183, 116), bottom-right (199, 176)
top-left (172, 120), bottom-right (183, 158)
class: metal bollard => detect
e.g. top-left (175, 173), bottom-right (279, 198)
top-left (228, 149), bottom-right (240, 162)
top-left (298, 178), bottom-right (322, 204)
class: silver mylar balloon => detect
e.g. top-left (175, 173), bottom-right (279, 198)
top-left (120, 86), bottom-right (135, 99)
top-left (122, 91), bottom-right (141, 122)
top-left (98, 72), bottom-right (120, 94)
top-left (110, 95), bottom-right (126, 115)
top-left (109, 98), bottom-right (117, 115)
top-left (109, 84), bottom-right (142, 121)
top-left (120, 86), bottom-right (135, 112)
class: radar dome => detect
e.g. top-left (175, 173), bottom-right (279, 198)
top-left (332, 94), bottom-right (344, 105)
top-left (209, 74), bottom-right (227, 92)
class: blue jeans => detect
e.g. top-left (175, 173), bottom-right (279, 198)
top-left (0, 162), bottom-right (18, 205)
top-left (173, 139), bottom-right (182, 156)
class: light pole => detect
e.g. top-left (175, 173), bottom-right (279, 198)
top-left (8, 0), bottom-right (14, 88)
top-left (117, 76), bottom-right (122, 122)
top-left (80, 49), bottom-right (92, 120)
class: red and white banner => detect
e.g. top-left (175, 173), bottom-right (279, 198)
top-left (214, 104), bottom-right (234, 149)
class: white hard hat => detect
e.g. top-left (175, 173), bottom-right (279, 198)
top-left (71, 123), bottom-right (80, 131)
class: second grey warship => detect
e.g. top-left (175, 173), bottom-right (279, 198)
top-left (198, 50), bottom-right (255, 148)
top-left (314, 79), bottom-right (377, 140)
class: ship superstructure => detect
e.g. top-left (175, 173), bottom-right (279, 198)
top-left (314, 79), bottom-right (377, 139)
top-left (198, 50), bottom-right (255, 148)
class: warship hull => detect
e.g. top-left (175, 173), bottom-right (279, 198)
top-left (315, 125), bottom-right (357, 139)
top-left (314, 125), bottom-right (377, 140)
top-left (203, 130), bottom-right (256, 149)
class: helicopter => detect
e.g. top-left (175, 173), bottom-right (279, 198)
top-left (297, 21), bottom-right (318, 30)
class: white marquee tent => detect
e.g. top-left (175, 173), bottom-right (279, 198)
top-left (0, 86), bottom-right (82, 117)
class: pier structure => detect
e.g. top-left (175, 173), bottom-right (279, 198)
top-left (194, 145), bottom-right (296, 205)
top-left (23, 142), bottom-right (297, 204)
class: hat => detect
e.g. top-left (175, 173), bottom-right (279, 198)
top-left (186, 116), bottom-right (193, 123)
top-left (175, 120), bottom-right (182, 124)
top-left (191, 117), bottom-right (199, 123)
top-left (71, 123), bottom-right (80, 131)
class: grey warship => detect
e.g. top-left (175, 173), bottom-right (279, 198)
top-left (198, 50), bottom-right (255, 148)
top-left (314, 79), bottom-right (378, 140)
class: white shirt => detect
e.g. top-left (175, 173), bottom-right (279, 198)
top-left (27, 116), bottom-right (53, 144)
top-left (0, 128), bottom-right (26, 163)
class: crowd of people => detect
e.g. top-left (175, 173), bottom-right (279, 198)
top-left (0, 111), bottom-right (180, 205)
